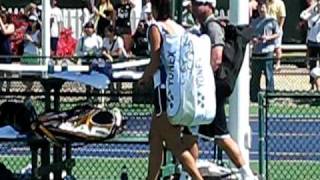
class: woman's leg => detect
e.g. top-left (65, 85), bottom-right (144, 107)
top-left (189, 142), bottom-right (199, 161)
top-left (177, 150), bottom-right (203, 180)
top-left (147, 114), bottom-right (164, 180)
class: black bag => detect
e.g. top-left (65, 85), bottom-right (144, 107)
top-left (0, 101), bottom-right (38, 133)
top-left (204, 19), bottom-right (254, 97)
top-left (0, 163), bottom-right (16, 180)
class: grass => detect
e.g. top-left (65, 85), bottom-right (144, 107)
top-left (1, 156), bottom-right (320, 180)
top-left (0, 156), bottom-right (148, 179)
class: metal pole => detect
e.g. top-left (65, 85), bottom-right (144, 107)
top-left (172, 0), bottom-right (176, 20)
top-left (176, 0), bottom-right (183, 24)
top-left (228, 0), bottom-right (250, 164)
top-left (42, 0), bottom-right (51, 78)
top-left (258, 92), bottom-right (266, 179)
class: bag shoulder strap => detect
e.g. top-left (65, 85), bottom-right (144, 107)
top-left (204, 18), bottom-right (225, 33)
top-left (109, 36), bottom-right (118, 52)
top-left (80, 37), bottom-right (85, 52)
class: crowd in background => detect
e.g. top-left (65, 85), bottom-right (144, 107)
top-left (0, 0), bottom-right (154, 67)
top-left (2, 0), bottom-right (320, 94)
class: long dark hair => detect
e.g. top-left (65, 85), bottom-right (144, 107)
top-left (0, 11), bottom-right (12, 24)
top-left (150, 0), bottom-right (172, 21)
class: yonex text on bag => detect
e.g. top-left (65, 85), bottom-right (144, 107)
top-left (157, 23), bottom-right (216, 127)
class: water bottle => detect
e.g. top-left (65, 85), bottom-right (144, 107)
top-left (120, 165), bottom-right (128, 180)
top-left (61, 59), bottom-right (68, 72)
top-left (48, 59), bottom-right (54, 74)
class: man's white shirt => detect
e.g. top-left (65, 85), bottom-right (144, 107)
top-left (51, 7), bottom-right (63, 38)
top-left (77, 34), bottom-right (103, 56)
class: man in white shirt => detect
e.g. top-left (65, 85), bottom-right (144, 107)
top-left (102, 26), bottom-right (127, 61)
top-left (50, 0), bottom-right (63, 55)
top-left (76, 22), bottom-right (103, 64)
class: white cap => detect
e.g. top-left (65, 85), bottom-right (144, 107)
top-left (28, 15), bottom-right (38, 21)
top-left (37, 5), bottom-right (42, 11)
top-left (194, 0), bottom-right (216, 7)
top-left (183, 0), bottom-right (191, 7)
top-left (144, 2), bottom-right (152, 13)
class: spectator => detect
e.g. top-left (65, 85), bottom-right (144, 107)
top-left (22, 16), bottom-right (41, 63)
top-left (142, 1), bottom-right (155, 26)
top-left (10, 13), bottom-right (29, 58)
top-left (249, 0), bottom-right (259, 22)
top-left (182, 0), bottom-right (196, 28)
top-left (139, 0), bottom-right (202, 179)
top-left (24, 3), bottom-right (40, 20)
top-left (0, 11), bottom-right (15, 91)
top-left (102, 26), bottom-right (127, 61)
top-left (266, 0), bottom-right (286, 71)
top-left (76, 21), bottom-right (103, 64)
top-left (76, 21), bottom-right (104, 105)
top-left (191, 0), bottom-right (258, 180)
top-left (298, 0), bottom-right (317, 42)
top-left (132, 20), bottom-right (149, 57)
top-left (81, 0), bottom-right (95, 27)
top-left (94, 0), bottom-right (114, 37)
top-left (102, 25), bottom-right (126, 102)
top-left (97, 9), bottom-right (114, 37)
top-left (300, 0), bottom-right (320, 90)
top-left (50, 0), bottom-right (63, 56)
top-left (115, 0), bottom-right (135, 56)
top-left (0, 11), bottom-right (14, 63)
top-left (21, 16), bottom-right (41, 92)
top-left (250, 0), bottom-right (280, 102)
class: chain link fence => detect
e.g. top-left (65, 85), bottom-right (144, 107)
top-left (0, 77), bottom-right (218, 179)
top-left (258, 92), bottom-right (320, 180)
top-left (0, 56), bottom-right (319, 179)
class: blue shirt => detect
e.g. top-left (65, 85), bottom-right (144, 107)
top-left (251, 17), bottom-right (280, 54)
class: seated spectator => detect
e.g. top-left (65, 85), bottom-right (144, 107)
top-left (76, 21), bottom-right (105, 106)
top-left (115, 0), bottom-right (135, 55)
top-left (76, 22), bottom-right (103, 64)
top-left (22, 16), bottom-right (41, 64)
top-left (21, 16), bottom-right (41, 92)
top-left (102, 26), bottom-right (127, 61)
top-left (250, 1), bottom-right (280, 102)
top-left (132, 20), bottom-right (148, 57)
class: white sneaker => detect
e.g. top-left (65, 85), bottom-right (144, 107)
top-left (111, 108), bottom-right (122, 127)
top-left (241, 173), bottom-right (259, 180)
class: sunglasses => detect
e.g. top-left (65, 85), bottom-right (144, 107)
top-left (191, 1), bottom-right (207, 6)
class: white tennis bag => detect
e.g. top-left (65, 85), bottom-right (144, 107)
top-left (161, 30), bottom-right (216, 126)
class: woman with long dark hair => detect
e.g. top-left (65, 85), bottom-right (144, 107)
top-left (0, 11), bottom-right (14, 64)
top-left (139, 0), bottom-right (203, 179)
top-left (0, 11), bottom-right (15, 91)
